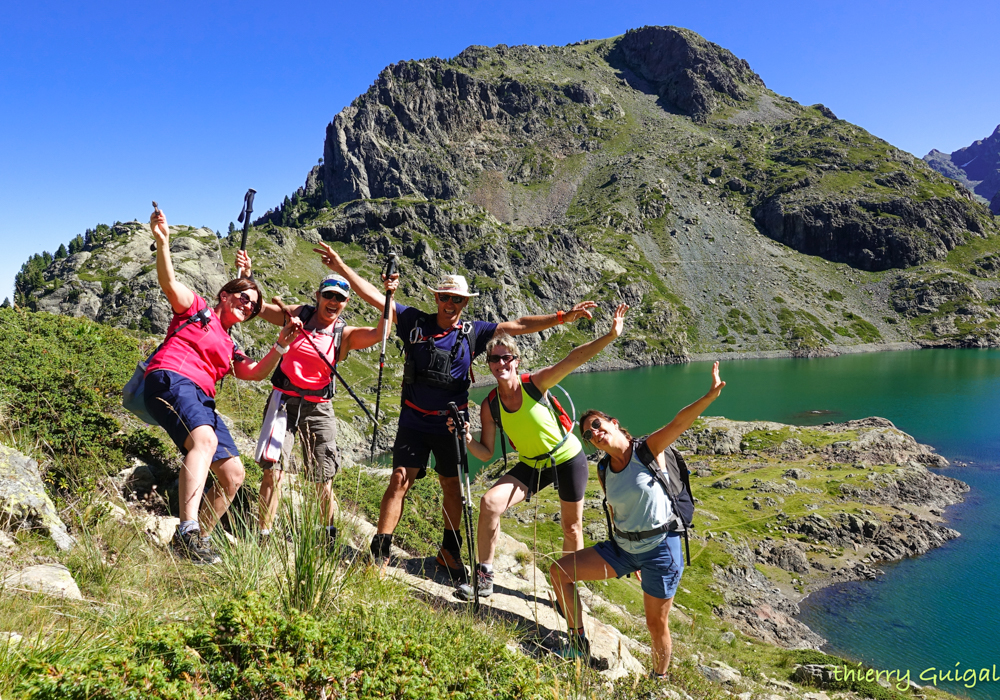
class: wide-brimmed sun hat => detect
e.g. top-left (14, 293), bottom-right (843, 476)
top-left (427, 273), bottom-right (479, 297)
top-left (318, 273), bottom-right (351, 296)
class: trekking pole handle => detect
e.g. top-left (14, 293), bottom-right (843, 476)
top-left (237, 188), bottom-right (257, 251)
top-left (149, 201), bottom-right (162, 252)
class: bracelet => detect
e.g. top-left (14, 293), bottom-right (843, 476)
top-left (556, 309), bottom-right (565, 325)
top-left (273, 343), bottom-right (289, 355)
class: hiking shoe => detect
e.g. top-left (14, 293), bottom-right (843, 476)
top-left (555, 633), bottom-right (591, 663)
top-left (435, 547), bottom-right (468, 583)
top-left (456, 565), bottom-right (494, 601)
top-left (172, 529), bottom-right (221, 565)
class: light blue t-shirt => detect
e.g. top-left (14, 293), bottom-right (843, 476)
top-left (605, 445), bottom-right (675, 555)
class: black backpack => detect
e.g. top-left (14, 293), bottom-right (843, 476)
top-left (597, 438), bottom-right (695, 564)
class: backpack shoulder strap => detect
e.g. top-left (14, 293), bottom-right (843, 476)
top-left (635, 438), bottom-right (672, 494)
top-left (486, 388), bottom-right (501, 425)
top-left (333, 317), bottom-right (346, 361)
top-left (521, 373), bottom-right (544, 403)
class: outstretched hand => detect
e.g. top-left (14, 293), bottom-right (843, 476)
top-left (708, 361), bottom-right (726, 398)
top-left (607, 303), bottom-right (629, 338)
top-left (150, 211), bottom-right (169, 248)
top-left (566, 300), bottom-right (598, 322)
top-left (313, 241), bottom-right (342, 271)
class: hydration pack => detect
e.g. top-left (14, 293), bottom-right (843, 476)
top-left (402, 320), bottom-right (474, 392)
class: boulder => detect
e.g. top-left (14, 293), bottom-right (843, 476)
top-left (2, 564), bottom-right (83, 600)
top-left (0, 445), bottom-right (75, 550)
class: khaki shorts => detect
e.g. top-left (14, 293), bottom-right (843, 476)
top-left (262, 396), bottom-right (340, 483)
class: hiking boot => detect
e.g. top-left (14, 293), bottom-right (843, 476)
top-left (555, 632), bottom-right (591, 663)
top-left (172, 529), bottom-right (221, 565)
top-left (435, 547), bottom-right (468, 583)
top-left (456, 565), bottom-right (494, 601)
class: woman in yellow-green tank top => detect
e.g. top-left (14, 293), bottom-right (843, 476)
top-left (450, 304), bottom-right (629, 602)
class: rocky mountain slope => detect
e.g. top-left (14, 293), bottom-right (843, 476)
top-left (14, 25), bottom-right (1000, 359)
top-left (925, 124), bottom-right (1000, 214)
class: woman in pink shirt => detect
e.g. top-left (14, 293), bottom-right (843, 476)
top-left (145, 209), bottom-right (300, 564)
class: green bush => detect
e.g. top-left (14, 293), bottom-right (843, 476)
top-left (0, 308), bottom-right (171, 488)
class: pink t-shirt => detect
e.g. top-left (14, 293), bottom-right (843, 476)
top-left (276, 324), bottom-right (340, 403)
top-left (145, 294), bottom-right (242, 397)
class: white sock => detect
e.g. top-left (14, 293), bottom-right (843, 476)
top-left (179, 520), bottom-right (199, 536)
top-left (260, 529), bottom-right (271, 536)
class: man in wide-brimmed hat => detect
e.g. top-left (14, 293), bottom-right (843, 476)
top-left (314, 242), bottom-right (596, 580)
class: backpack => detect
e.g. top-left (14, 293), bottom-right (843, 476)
top-left (486, 373), bottom-right (575, 467)
top-left (270, 305), bottom-right (345, 399)
top-left (402, 318), bottom-right (475, 393)
top-left (597, 438), bottom-right (695, 565)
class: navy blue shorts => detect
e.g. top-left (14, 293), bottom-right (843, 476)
top-left (594, 533), bottom-right (684, 599)
top-left (144, 370), bottom-right (240, 463)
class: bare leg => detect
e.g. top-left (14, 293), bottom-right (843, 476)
top-left (549, 547), bottom-right (618, 630)
top-left (375, 467), bottom-right (420, 534)
top-left (644, 594), bottom-right (675, 674)
top-left (179, 425), bottom-right (218, 524)
top-left (439, 475), bottom-right (464, 535)
top-left (476, 475), bottom-right (529, 565)
top-left (315, 480), bottom-right (337, 526)
top-left (559, 498), bottom-right (585, 557)
top-left (258, 466), bottom-right (284, 531)
top-left (201, 456), bottom-right (245, 535)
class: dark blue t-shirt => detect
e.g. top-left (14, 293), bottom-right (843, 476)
top-left (395, 303), bottom-right (497, 434)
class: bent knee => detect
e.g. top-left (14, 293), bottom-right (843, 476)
top-left (481, 491), bottom-right (507, 516)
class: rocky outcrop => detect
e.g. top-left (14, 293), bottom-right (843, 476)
top-left (0, 445), bottom-right (75, 550)
top-left (31, 222), bottom-right (230, 335)
top-left (613, 26), bottom-right (765, 120)
top-left (925, 124), bottom-right (1000, 212)
top-left (753, 195), bottom-right (991, 271)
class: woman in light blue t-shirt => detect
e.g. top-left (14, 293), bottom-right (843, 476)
top-left (549, 362), bottom-right (725, 678)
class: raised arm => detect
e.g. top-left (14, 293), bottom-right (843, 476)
top-left (495, 300), bottom-right (598, 337)
top-left (232, 315), bottom-right (303, 382)
top-left (151, 211), bottom-right (194, 314)
top-left (314, 242), bottom-right (393, 319)
top-left (532, 304), bottom-right (628, 392)
top-left (341, 276), bottom-right (399, 355)
top-left (644, 362), bottom-right (725, 456)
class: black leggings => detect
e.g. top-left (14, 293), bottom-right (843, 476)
top-left (505, 450), bottom-right (589, 502)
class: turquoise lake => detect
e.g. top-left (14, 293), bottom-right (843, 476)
top-left (473, 348), bottom-right (1000, 698)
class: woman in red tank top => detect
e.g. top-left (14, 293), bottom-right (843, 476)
top-left (145, 209), bottom-right (301, 564)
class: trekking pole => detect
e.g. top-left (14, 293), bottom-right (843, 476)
top-left (448, 402), bottom-right (479, 610)
top-left (369, 253), bottom-right (399, 461)
top-left (271, 297), bottom-right (379, 426)
top-left (237, 188), bottom-right (257, 252)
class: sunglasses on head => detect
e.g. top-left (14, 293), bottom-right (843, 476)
top-left (487, 353), bottom-right (518, 365)
top-left (320, 290), bottom-right (348, 302)
top-left (437, 293), bottom-right (467, 304)
top-left (582, 417), bottom-right (603, 443)
top-left (320, 278), bottom-right (350, 293)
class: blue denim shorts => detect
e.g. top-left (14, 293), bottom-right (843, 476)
top-left (593, 533), bottom-right (684, 599)
top-left (144, 370), bottom-right (240, 463)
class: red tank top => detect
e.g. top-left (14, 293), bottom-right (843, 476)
top-left (275, 318), bottom-right (341, 403)
top-left (145, 295), bottom-right (239, 397)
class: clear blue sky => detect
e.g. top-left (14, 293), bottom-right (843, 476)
top-left (2, 0), bottom-right (997, 300)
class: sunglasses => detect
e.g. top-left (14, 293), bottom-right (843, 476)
top-left (582, 417), bottom-right (603, 443)
top-left (437, 294), bottom-right (468, 304)
top-left (487, 353), bottom-right (518, 365)
top-left (233, 292), bottom-right (256, 307)
top-left (320, 290), bottom-right (348, 302)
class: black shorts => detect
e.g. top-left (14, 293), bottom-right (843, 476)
top-left (505, 449), bottom-right (589, 503)
top-left (392, 426), bottom-right (461, 479)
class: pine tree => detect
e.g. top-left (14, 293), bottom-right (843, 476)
top-left (55, 243), bottom-right (68, 259)
top-left (68, 234), bottom-right (84, 254)
top-left (228, 221), bottom-right (236, 235)
top-left (1, 297), bottom-right (10, 309)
